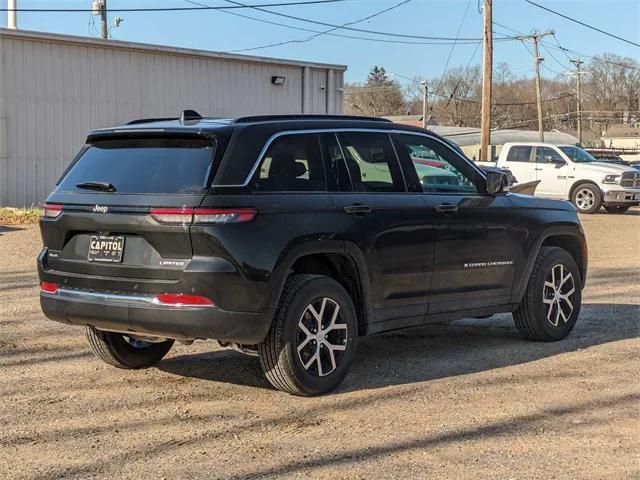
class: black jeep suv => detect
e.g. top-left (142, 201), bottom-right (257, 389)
top-left (38, 112), bottom-right (587, 396)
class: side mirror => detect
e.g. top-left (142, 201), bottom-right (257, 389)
top-left (485, 170), bottom-right (507, 195)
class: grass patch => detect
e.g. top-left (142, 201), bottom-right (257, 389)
top-left (0, 207), bottom-right (42, 225)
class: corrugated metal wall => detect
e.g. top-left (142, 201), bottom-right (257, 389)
top-left (0, 30), bottom-right (346, 207)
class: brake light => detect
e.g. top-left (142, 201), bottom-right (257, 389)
top-left (149, 207), bottom-right (257, 224)
top-left (153, 293), bottom-right (214, 306)
top-left (42, 203), bottom-right (63, 219)
top-left (41, 282), bottom-right (58, 294)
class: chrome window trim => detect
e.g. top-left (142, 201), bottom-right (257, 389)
top-left (213, 128), bottom-right (487, 188)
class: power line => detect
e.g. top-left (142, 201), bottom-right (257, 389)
top-left (541, 43), bottom-right (570, 71)
top-left (0, 0), bottom-right (348, 12)
top-left (219, 0), bottom-right (517, 41)
top-left (441, 42), bottom-right (482, 113)
top-left (224, 0), bottom-right (414, 53)
top-left (523, 0), bottom-right (640, 48)
top-left (187, 0), bottom-right (496, 47)
top-left (345, 85), bottom-right (573, 106)
top-left (494, 20), bottom-right (640, 71)
top-left (433, 0), bottom-right (473, 99)
top-left (544, 42), bottom-right (640, 71)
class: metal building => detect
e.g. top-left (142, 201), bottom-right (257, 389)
top-left (0, 28), bottom-right (346, 207)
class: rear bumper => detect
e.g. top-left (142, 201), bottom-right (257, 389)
top-left (40, 288), bottom-right (273, 344)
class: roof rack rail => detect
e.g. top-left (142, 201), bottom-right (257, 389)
top-left (126, 117), bottom-right (177, 125)
top-left (234, 114), bottom-right (392, 124)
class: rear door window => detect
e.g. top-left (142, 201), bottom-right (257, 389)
top-left (58, 137), bottom-right (215, 194)
top-left (505, 146), bottom-right (533, 163)
top-left (252, 133), bottom-right (326, 192)
top-left (337, 132), bottom-right (405, 192)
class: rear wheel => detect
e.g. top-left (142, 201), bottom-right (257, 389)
top-left (85, 326), bottom-right (174, 369)
top-left (571, 183), bottom-right (602, 214)
top-left (604, 205), bottom-right (631, 214)
top-left (513, 247), bottom-right (582, 341)
top-left (258, 275), bottom-right (357, 396)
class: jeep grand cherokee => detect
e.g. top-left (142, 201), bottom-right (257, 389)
top-left (38, 111), bottom-right (588, 396)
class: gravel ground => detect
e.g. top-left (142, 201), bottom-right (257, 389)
top-left (1, 210), bottom-right (638, 479)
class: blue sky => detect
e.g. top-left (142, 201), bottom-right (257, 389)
top-left (2, 0), bottom-right (638, 85)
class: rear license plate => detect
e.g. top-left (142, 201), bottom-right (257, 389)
top-left (88, 235), bottom-right (125, 263)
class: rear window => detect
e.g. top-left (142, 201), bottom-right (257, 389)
top-left (58, 137), bottom-right (215, 194)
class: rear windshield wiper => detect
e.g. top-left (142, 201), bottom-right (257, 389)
top-left (75, 181), bottom-right (116, 192)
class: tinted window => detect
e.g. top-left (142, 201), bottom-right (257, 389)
top-left (535, 146), bottom-right (564, 163)
top-left (506, 146), bottom-right (533, 163)
top-left (393, 133), bottom-right (481, 194)
top-left (253, 134), bottom-right (325, 192)
top-left (320, 133), bottom-right (352, 192)
top-left (337, 132), bottom-right (405, 192)
top-left (58, 137), bottom-right (215, 194)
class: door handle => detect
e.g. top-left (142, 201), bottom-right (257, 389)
top-left (434, 203), bottom-right (458, 216)
top-left (343, 205), bottom-right (372, 216)
top-left (534, 168), bottom-right (543, 171)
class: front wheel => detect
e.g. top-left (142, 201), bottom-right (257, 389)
top-left (513, 247), bottom-right (582, 341)
top-left (85, 326), bottom-right (174, 369)
top-left (604, 205), bottom-right (631, 214)
top-left (258, 275), bottom-right (358, 396)
top-left (571, 183), bottom-right (602, 214)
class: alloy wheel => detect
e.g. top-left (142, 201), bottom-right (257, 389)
top-left (575, 188), bottom-right (595, 211)
top-left (543, 264), bottom-right (576, 327)
top-left (296, 297), bottom-right (348, 377)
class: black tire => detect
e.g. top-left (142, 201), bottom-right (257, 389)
top-left (258, 275), bottom-right (358, 396)
top-left (85, 326), bottom-right (174, 369)
top-left (604, 205), bottom-right (631, 214)
top-left (513, 247), bottom-right (582, 341)
top-left (571, 182), bottom-right (602, 214)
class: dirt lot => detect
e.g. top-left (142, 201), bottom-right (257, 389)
top-left (1, 211), bottom-right (638, 480)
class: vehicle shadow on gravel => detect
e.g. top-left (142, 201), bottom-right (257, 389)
top-left (0, 225), bottom-right (25, 235)
top-left (158, 302), bottom-right (638, 393)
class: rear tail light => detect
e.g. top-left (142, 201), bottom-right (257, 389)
top-left (41, 282), bottom-right (59, 294)
top-left (149, 207), bottom-right (257, 225)
top-left (149, 208), bottom-right (193, 224)
top-left (193, 208), bottom-right (257, 224)
top-left (153, 293), bottom-right (214, 306)
top-left (42, 203), bottom-right (63, 219)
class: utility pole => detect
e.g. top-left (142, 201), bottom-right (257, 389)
top-left (100, 0), bottom-right (108, 39)
top-left (517, 30), bottom-right (554, 142)
top-left (421, 81), bottom-right (428, 129)
top-left (480, 0), bottom-right (492, 162)
top-left (563, 59), bottom-right (590, 146)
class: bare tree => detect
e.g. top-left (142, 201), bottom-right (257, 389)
top-left (344, 66), bottom-right (406, 116)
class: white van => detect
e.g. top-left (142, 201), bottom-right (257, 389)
top-left (480, 142), bottom-right (640, 214)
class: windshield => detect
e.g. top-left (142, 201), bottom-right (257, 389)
top-left (559, 146), bottom-right (598, 163)
top-left (58, 137), bottom-right (216, 194)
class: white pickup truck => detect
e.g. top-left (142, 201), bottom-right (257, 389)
top-left (478, 142), bottom-right (640, 214)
